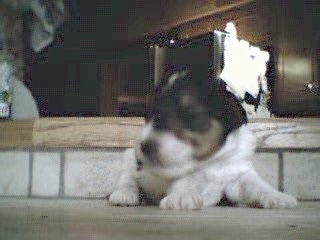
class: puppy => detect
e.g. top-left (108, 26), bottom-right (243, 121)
top-left (109, 66), bottom-right (298, 210)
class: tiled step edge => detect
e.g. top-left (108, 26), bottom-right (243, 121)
top-left (0, 118), bottom-right (320, 200)
top-left (249, 118), bottom-right (320, 151)
top-left (1, 149), bottom-right (319, 200)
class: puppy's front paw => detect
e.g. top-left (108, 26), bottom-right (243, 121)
top-left (108, 189), bottom-right (140, 207)
top-left (258, 192), bottom-right (298, 209)
top-left (160, 192), bottom-right (203, 210)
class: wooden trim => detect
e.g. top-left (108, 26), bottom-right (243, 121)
top-left (0, 117), bottom-right (145, 149)
top-left (100, 64), bottom-right (122, 116)
top-left (118, 96), bottom-right (146, 104)
top-left (159, 0), bottom-right (254, 34)
top-left (177, 1), bottom-right (269, 45)
top-left (0, 117), bottom-right (320, 152)
top-left (129, 0), bottom-right (255, 41)
top-left (1, 117), bottom-right (320, 150)
top-left (0, 120), bottom-right (34, 148)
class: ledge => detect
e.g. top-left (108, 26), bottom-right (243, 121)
top-left (0, 117), bottom-right (145, 149)
top-left (0, 117), bottom-right (320, 199)
top-left (1, 117), bottom-right (320, 151)
top-left (248, 118), bottom-right (320, 151)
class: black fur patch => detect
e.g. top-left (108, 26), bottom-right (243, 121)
top-left (151, 65), bottom-right (247, 138)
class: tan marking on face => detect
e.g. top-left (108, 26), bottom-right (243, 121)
top-left (180, 95), bottom-right (193, 109)
top-left (181, 119), bottom-right (225, 160)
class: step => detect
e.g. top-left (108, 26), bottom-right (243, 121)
top-left (0, 117), bottom-right (320, 200)
top-left (0, 198), bottom-right (319, 240)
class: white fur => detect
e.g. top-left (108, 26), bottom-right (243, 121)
top-left (140, 122), bottom-right (198, 178)
top-left (108, 149), bottom-right (139, 206)
top-left (109, 125), bottom-right (298, 210)
top-left (162, 70), bottom-right (188, 93)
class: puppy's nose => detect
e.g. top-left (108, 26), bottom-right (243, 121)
top-left (140, 140), bottom-right (157, 157)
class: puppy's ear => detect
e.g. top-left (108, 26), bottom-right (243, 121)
top-left (208, 78), bottom-right (248, 135)
top-left (156, 64), bottom-right (191, 92)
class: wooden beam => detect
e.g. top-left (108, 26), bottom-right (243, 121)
top-left (166, 0), bottom-right (255, 31)
top-left (128, 0), bottom-right (255, 42)
top-left (1, 117), bottom-right (320, 150)
top-left (178, 1), bottom-right (270, 45)
top-left (0, 120), bottom-right (34, 148)
top-left (0, 117), bottom-right (145, 149)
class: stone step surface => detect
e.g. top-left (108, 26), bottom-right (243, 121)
top-left (0, 198), bottom-right (319, 240)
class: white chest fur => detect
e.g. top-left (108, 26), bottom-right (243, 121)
top-left (109, 125), bottom-right (297, 209)
top-left (138, 126), bottom-right (256, 203)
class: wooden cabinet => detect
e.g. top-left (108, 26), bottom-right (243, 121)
top-left (131, 0), bottom-right (320, 116)
top-left (100, 49), bottom-right (152, 117)
top-left (266, 0), bottom-right (320, 116)
top-left (29, 0), bottom-right (319, 117)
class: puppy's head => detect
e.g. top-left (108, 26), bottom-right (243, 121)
top-left (139, 65), bottom-right (247, 178)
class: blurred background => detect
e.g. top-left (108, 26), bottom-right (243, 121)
top-left (1, 0), bottom-right (319, 117)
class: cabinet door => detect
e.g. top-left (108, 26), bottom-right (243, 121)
top-left (271, 0), bottom-right (320, 116)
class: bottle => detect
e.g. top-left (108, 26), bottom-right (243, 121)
top-left (0, 60), bottom-right (13, 120)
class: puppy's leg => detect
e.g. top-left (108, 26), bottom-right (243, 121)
top-left (108, 149), bottom-right (140, 206)
top-left (159, 177), bottom-right (204, 210)
top-left (225, 170), bottom-right (298, 208)
top-left (108, 172), bottom-right (140, 206)
top-left (160, 191), bottom-right (203, 210)
top-left (201, 183), bottom-right (225, 207)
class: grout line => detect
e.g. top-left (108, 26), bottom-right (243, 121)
top-left (1, 147), bottom-right (319, 153)
top-left (0, 195), bottom-right (109, 201)
top-left (28, 151), bottom-right (34, 197)
top-left (278, 152), bottom-right (284, 192)
top-left (59, 151), bottom-right (65, 197)
top-left (255, 147), bottom-right (320, 153)
top-left (0, 147), bottom-right (128, 152)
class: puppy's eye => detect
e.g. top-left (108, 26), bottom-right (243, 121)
top-left (153, 116), bottom-right (167, 131)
